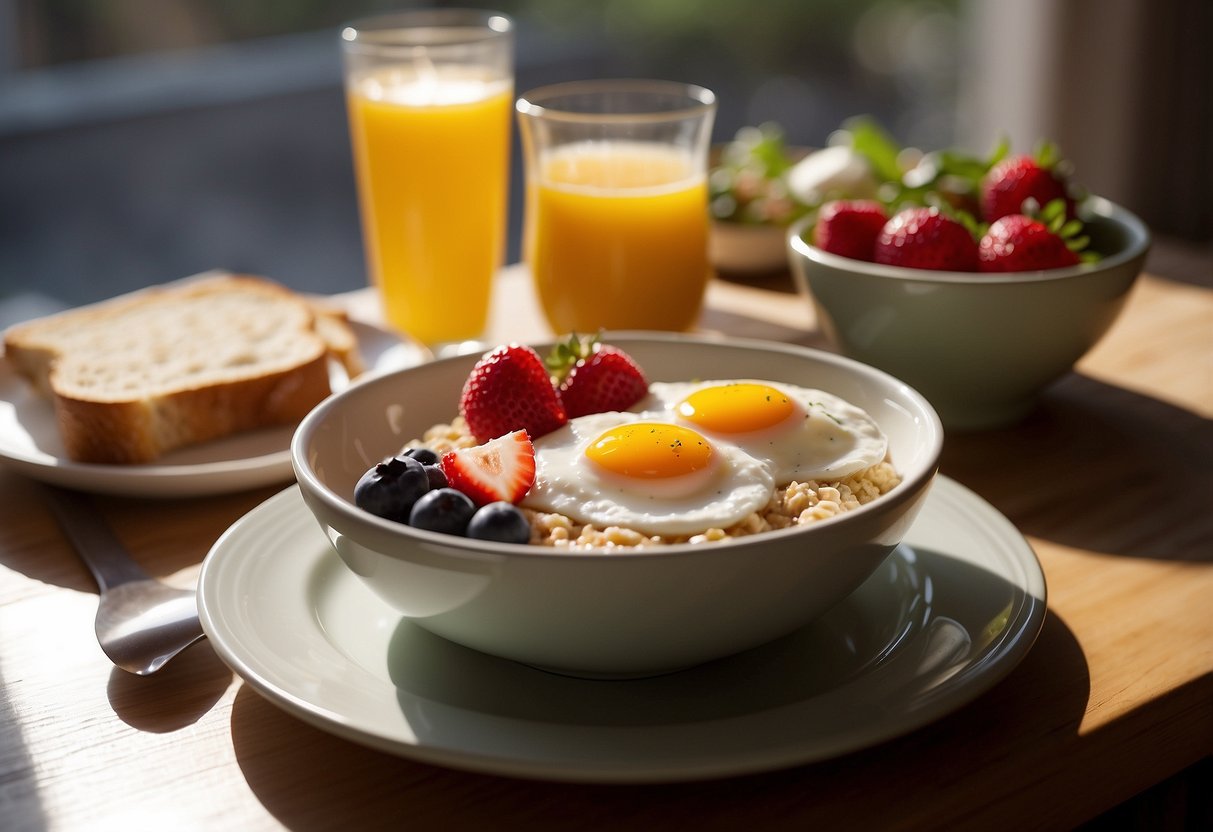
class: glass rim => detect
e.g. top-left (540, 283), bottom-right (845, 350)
top-left (515, 79), bottom-right (717, 124)
top-left (340, 9), bottom-right (513, 54)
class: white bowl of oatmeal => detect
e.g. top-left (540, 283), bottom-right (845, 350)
top-left (291, 333), bottom-right (942, 677)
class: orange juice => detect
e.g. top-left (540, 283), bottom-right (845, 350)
top-left (347, 68), bottom-right (511, 344)
top-left (525, 141), bottom-right (709, 332)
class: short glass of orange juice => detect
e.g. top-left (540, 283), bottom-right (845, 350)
top-left (341, 11), bottom-right (513, 351)
top-left (516, 80), bottom-right (717, 333)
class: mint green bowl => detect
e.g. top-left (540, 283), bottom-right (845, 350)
top-left (787, 197), bottom-right (1150, 430)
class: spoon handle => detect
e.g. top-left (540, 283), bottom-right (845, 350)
top-left (43, 486), bottom-right (151, 592)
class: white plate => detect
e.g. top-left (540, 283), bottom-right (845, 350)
top-left (199, 475), bottom-right (1046, 783)
top-left (0, 321), bottom-right (427, 497)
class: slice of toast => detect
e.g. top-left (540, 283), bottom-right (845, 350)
top-left (3, 273), bottom-right (362, 464)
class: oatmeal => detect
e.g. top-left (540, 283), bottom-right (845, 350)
top-left (410, 416), bottom-right (901, 550)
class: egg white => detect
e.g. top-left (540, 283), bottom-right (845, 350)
top-left (520, 411), bottom-right (775, 537)
top-left (634, 380), bottom-right (888, 482)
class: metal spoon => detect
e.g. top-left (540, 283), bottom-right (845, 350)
top-left (44, 485), bottom-right (205, 675)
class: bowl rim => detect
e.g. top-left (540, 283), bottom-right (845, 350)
top-left (788, 195), bottom-right (1151, 284)
top-left (291, 332), bottom-right (944, 561)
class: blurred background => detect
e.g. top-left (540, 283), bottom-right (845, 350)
top-left (0, 0), bottom-right (1209, 323)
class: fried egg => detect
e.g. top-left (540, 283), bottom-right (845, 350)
top-left (520, 411), bottom-right (775, 537)
top-left (634, 380), bottom-right (887, 482)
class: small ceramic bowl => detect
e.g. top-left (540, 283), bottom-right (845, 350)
top-left (292, 334), bottom-right (942, 678)
top-left (708, 144), bottom-right (812, 275)
top-left (787, 197), bottom-right (1150, 430)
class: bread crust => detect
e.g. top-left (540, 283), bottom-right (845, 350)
top-left (53, 352), bottom-right (334, 464)
top-left (2, 273), bottom-right (361, 464)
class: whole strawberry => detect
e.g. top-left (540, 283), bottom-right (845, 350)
top-left (546, 333), bottom-right (648, 418)
top-left (460, 344), bottom-right (567, 443)
top-left (981, 148), bottom-right (1075, 223)
top-left (813, 200), bottom-right (889, 261)
top-left (873, 207), bottom-right (979, 272)
top-left (978, 212), bottom-right (1082, 272)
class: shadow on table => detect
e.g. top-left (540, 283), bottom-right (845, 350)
top-left (0, 665), bottom-right (48, 832)
top-left (0, 471), bottom-right (280, 591)
top-left (940, 372), bottom-right (1212, 563)
top-left (226, 609), bottom-right (1090, 830)
top-left (106, 639), bottom-right (232, 732)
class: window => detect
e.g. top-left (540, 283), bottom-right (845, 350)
top-left (1, 0), bottom-right (1204, 321)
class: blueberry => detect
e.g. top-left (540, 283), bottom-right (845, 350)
top-left (404, 447), bottom-right (440, 466)
top-left (354, 455), bottom-right (429, 523)
top-left (424, 463), bottom-right (448, 490)
top-left (467, 502), bottom-right (531, 544)
top-left (408, 488), bottom-right (476, 535)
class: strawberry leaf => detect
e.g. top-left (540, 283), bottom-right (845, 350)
top-left (1034, 140), bottom-right (1062, 170)
top-left (842, 115), bottom-right (904, 184)
top-left (922, 194), bottom-right (985, 238)
top-left (1067, 235), bottom-right (1091, 253)
top-left (935, 149), bottom-right (995, 183)
top-left (1059, 218), bottom-right (1084, 239)
top-left (986, 135), bottom-right (1011, 168)
top-left (953, 209), bottom-right (988, 240)
top-left (544, 332), bottom-right (601, 382)
top-left (1040, 198), bottom-right (1066, 224)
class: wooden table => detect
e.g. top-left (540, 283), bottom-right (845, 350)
top-left (2, 249), bottom-right (1210, 831)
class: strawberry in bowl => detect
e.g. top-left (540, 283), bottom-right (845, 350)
top-left (785, 130), bottom-right (1148, 429)
top-left (980, 145), bottom-right (1077, 224)
top-left (348, 334), bottom-right (653, 546)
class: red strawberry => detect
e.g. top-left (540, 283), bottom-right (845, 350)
top-left (978, 214), bottom-right (1082, 272)
top-left (873, 207), bottom-right (979, 272)
top-left (546, 334), bottom-right (648, 418)
top-left (981, 151), bottom-right (1074, 223)
top-left (812, 200), bottom-right (889, 261)
top-left (440, 430), bottom-right (536, 506)
top-left (460, 344), bottom-right (566, 443)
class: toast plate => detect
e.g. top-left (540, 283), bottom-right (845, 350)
top-left (0, 320), bottom-right (427, 498)
top-left (198, 476), bottom-right (1047, 783)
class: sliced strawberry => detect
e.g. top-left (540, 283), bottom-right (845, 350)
top-left (981, 149), bottom-right (1075, 223)
top-left (460, 344), bottom-right (566, 444)
top-left (546, 334), bottom-right (648, 418)
top-left (873, 206), bottom-right (979, 272)
top-left (440, 430), bottom-right (537, 506)
top-left (812, 199), bottom-right (888, 261)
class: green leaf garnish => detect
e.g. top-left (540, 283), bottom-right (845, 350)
top-left (842, 115), bottom-right (904, 184)
top-left (709, 123), bottom-right (811, 226)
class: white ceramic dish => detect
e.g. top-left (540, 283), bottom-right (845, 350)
top-left (787, 197), bottom-right (1150, 430)
top-left (0, 320), bottom-right (427, 497)
top-left (199, 476), bottom-right (1046, 783)
top-left (292, 333), bottom-right (943, 677)
top-left (707, 142), bottom-right (811, 275)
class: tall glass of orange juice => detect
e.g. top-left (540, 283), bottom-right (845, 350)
top-left (516, 80), bottom-right (716, 333)
top-left (341, 11), bottom-right (513, 350)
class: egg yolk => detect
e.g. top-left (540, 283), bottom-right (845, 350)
top-left (676, 383), bottom-right (796, 434)
top-left (586, 423), bottom-right (714, 479)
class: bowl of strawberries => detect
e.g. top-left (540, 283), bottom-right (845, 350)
top-left (786, 133), bottom-right (1151, 430)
